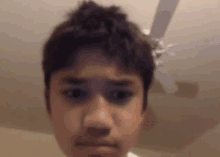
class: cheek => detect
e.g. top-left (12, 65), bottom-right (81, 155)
top-left (63, 110), bottom-right (82, 133)
top-left (50, 91), bottom-right (82, 134)
top-left (121, 111), bottom-right (138, 130)
top-left (117, 97), bottom-right (144, 131)
top-left (116, 99), bottom-right (144, 148)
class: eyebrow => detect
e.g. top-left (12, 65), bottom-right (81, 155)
top-left (60, 77), bottom-right (134, 87)
top-left (61, 77), bottom-right (87, 85)
top-left (110, 79), bottom-right (134, 86)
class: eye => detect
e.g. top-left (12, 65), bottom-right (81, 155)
top-left (62, 89), bottom-right (88, 100)
top-left (109, 90), bottom-right (133, 104)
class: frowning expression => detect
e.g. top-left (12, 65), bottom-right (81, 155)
top-left (47, 47), bottom-right (145, 157)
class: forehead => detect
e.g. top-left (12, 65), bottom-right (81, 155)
top-left (51, 47), bottom-right (143, 85)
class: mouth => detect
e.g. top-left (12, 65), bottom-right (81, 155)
top-left (76, 142), bottom-right (117, 148)
top-left (75, 143), bottom-right (118, 154)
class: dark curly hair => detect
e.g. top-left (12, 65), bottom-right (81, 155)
top-left (42, 0), bottom-right (155, 114)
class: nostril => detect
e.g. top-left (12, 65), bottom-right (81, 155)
top-left (87, 127), bottom-right (110, 137)
top-left (99, 130), bottom-right (108, 134)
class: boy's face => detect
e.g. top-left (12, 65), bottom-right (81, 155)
top-left (47, 48), bottom-right (146, 157)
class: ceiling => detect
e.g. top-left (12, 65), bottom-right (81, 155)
top-left (0, 0), bottom-right (220, 156)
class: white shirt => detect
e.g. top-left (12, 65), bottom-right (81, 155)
top-left (127, 152), bottom-right (140, 157)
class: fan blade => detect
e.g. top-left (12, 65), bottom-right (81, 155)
top-left (150, 0), bottom-right (180, 39)
top-left (155, 68), bottom-right (178, 94)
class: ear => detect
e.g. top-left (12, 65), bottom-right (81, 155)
top-left (143, 106), bottom-right (158, 131)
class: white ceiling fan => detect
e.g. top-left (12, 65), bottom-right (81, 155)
top-left (142, 0), bottom-right (199, 99)
top-left (142, 0), bottom-right (182, 95)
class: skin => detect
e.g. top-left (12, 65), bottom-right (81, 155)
top-left (46, 47), bottom-right (146, 157)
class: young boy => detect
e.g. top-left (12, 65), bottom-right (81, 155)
top-left (42, 1), bottom-right (155, 157)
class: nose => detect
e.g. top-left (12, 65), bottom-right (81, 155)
top-left (83, 96), bottom-right (113, 137)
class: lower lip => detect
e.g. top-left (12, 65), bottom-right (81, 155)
top-left (77, 145), bottom-right (117, 153)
